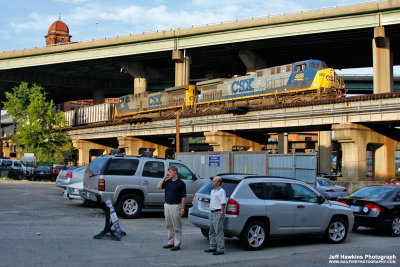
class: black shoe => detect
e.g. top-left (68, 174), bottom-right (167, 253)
top-left (213, 251), bottom-right (224, 255)
top-left (163, 244), bottom-right (174, 249)
top-left (204, 248), bottom-right (216, 253)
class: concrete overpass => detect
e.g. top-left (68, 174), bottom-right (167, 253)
top-left (0, 0), bottom-right (399, 103)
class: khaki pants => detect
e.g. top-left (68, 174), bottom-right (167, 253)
top-left (209, 211), bottom-right (224, 252)
top-left (164, 203), bottom-right (182, 247)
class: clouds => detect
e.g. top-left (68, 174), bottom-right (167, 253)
top-left (9, 12), bottom-right (54, 33)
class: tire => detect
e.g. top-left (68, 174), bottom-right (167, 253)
top-left (240, 220), bottom-right (268, 250)
top-left (201, 228), bottom-right (209, 239)
top-left (117, 194), bottom-right (143, 219)
top-left (388, 217), bottom-right (400, 237)
top-left (325, 218), bottom-right (348, 243)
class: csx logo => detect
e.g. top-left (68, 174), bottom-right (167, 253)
top-left (148, 94), bottom-right (162, 106)
top-left (294, 73), bottom-right (304, 81)
top-left (231, 78), bottom-right (254, 93)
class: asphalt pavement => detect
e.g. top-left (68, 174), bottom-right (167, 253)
top-left (0, 180), bottom-right (399, 267)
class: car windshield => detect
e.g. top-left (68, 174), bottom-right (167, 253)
top-left (198, 179), bottom-right (239, 197)
top-left (317, 179), bottom-right (334, 186)
top-left (352, 187), bottom-right (395, 199)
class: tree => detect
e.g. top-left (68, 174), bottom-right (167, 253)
top-left (2, 82), bottom-right (73, 165)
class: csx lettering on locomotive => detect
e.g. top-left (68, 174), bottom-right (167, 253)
top-left (148, 94), bottom-right (162, 106)
top-left (231, 78), bottom-right (254, 93)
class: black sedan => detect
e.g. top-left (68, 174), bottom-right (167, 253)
top-left (33, 166), bottom-right (53, 181)
top-left (339, 185), bottom-right (400, 236)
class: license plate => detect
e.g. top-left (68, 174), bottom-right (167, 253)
top-left (350, 205), bottom-right (360, 212)
top-left (202, 201), bottom-right (209, 210)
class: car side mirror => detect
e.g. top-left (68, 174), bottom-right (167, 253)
top-left (192, 174), bottom-right (200, 181)
top-left (317, 195), bottom-right (325, 204)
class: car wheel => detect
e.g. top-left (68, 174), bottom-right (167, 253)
top-left (117, 194), bottom-right (142, 219)
top-left (240, 220), bottom-right (268, 250)
top-left (325, 218), bottom-right (348, 243)
top-left (201, 228), bottom-right (209, 239)
top-left (388, 217), bottom-right (400, 237)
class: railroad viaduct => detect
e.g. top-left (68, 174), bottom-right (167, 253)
top-left (1, 0), bottom-right (400, 184)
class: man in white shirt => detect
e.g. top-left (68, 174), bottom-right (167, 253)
top-left (204, 176), bottom-right (226, 255)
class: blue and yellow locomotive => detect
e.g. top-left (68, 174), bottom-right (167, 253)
top-left (115, 59), bottom-right (345, 120)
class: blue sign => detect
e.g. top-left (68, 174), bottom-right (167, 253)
top-left (104, 197), bottom-right (123, 236)
top-left (209, 154), bottom-right (220, 167)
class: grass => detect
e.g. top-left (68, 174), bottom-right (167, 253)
top-left (0, 177), bottom-right (16, 181)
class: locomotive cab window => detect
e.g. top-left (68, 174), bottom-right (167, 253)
top-left (294, 64), bottom-right (306, 72)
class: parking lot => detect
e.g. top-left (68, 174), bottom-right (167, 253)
top-left (0, 180), bottom-right (399, 267)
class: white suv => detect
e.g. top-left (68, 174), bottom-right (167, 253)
top-left (189, 174), bottom-right (354, 250)
top-left (81, 154), bottom-right (206, 218)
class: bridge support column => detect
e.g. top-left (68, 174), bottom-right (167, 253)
top-left (318, 131), bottom-right (332, 175)
top-left (278, 133), bottom-right (289, 154)
top-left (117, 137), bottom-right (168, 158)
top-left (93, 90), bottom-right (104, 104)
top-left (72, 140), bottom-right (112, 166)
top-left (373, 26), bottom-right (393, 94)
top-left (333, 123), bottom-right (396, 180)
top-left (238, 49), bottom-right (267, 75)
top-left (173, 50), bottom-right (190, 86)
top-left (121, 62), bottom-right (147, 94)
top-left (204, 131), bottom-right (263, 152)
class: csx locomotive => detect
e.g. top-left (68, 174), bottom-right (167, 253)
top-left (115, 59), bottom-right (345, 120)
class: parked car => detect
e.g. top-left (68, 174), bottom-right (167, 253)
top-left (189, 174), bottom-right (354, 250)
top-left (0, 159), bottom-right (28, 179)
top-left (56, 165), bottom-right (86, 188)
top-left (64, 182), bottom-right (84, 201)
top-left (316, 177), bottom-right (348, 199)
top-left (339, 185), bottom-right (400, 236)
top-left (33, 166), bottom-right (53, 181)
top-left (81, 154), bottom-right (205, 218)
top-left (386, 178), bottom-right (400, 185)
top-left (53, 165), bottom-right (75, 178)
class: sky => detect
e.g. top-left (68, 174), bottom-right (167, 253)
top-left (0, 0), bottom-right (398, 75)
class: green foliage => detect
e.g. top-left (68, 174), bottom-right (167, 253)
top-left (3, 82), bottom-right (72, 165)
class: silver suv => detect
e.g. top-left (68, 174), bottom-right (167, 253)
top-left (81, 154), bottom-right (205, 218)
top-left (188, 174), bottom-right (354, 250)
